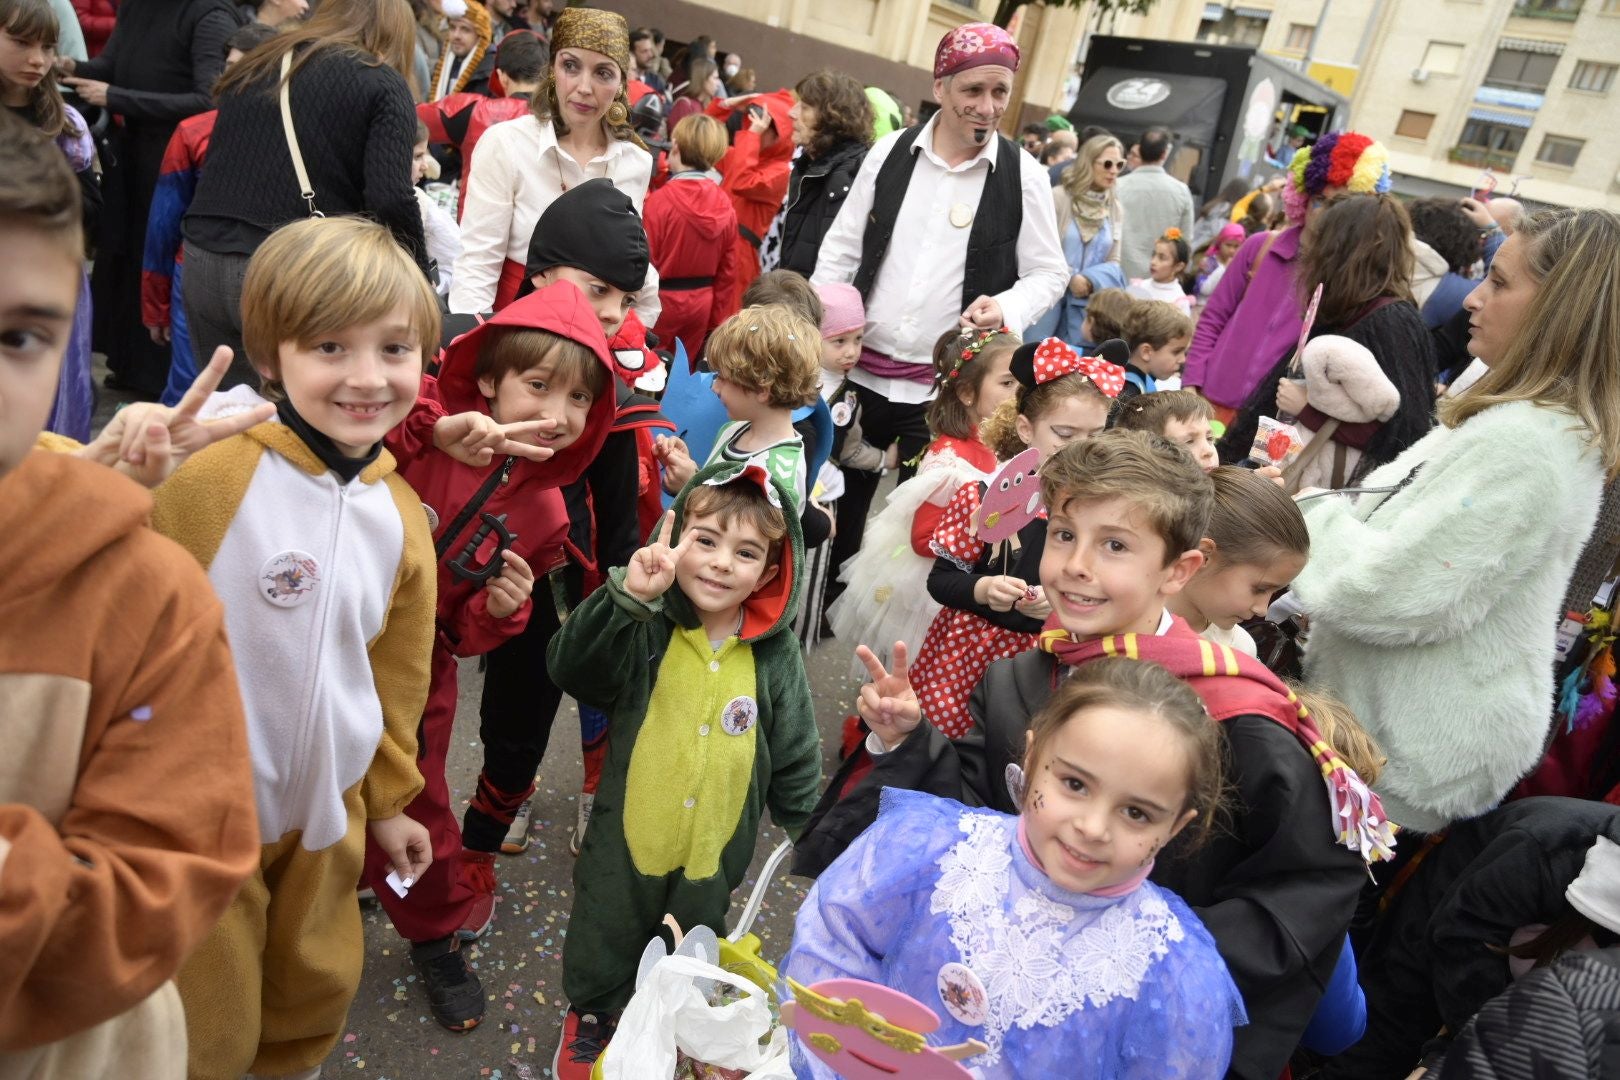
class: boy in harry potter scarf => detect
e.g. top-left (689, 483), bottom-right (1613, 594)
top-left (545, 459), bottom-right (821, 1079)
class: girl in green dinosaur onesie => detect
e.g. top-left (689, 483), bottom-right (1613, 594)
top-left (545, 456), bottom-right (822, 1078)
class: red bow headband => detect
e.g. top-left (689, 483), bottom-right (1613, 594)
top-left (1029, 337), bottom-right (1126, 398)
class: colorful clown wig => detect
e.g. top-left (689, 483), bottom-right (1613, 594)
top-left (1282, 131), bottom-right (1392, 225)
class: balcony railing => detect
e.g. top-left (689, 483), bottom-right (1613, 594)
top-left (1450, 145), bottom-right (1519, 170)
top-left (1511, 0), bottom-right (1582, 19)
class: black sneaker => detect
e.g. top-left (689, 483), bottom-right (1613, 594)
top-left (411, 936), bottom-right (484, 1032)
top-left (552, 1007), bottom-right (618, 1079)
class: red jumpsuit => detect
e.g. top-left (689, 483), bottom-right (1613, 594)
top-left (709, 90), bottom-right (796, 310)
top-left (364, 283), bottom-right (618, 943)
top-left (643, 173), bottom-right (739, 362)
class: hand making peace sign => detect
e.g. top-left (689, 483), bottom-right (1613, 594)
top-left (433, 411), bottom-right (562, 466)
top-left (855, 642), bottom-right (922, 752)
top-left (624, 509), bottom-right (696, 603)
top-left (77, 346), bottom-right (277, 488)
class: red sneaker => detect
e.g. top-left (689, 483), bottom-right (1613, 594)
top-left (552, 1007), bottom-right (617, 1080)
top-left (456, 849), bottom-right (497, 942)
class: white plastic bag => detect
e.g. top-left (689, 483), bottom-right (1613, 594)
top-left (599, 955), bottom-right (792, 1080)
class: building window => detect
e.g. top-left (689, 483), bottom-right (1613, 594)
top-left (1422, 42), bottom-right (1465, 75)
top-left (1537, 134), bottom-right (1585, 165)
top-left (1396, 110), bottom-right (1437, 139)
top-left (1570, 60), bottom-right (1618, 90)
top-left (1196, 10), bottom-right (1269, 47)
top-left (1513, 0), bottom-right (1583, 17)
top-left (1285, 23), bottom-right (1315, 51)
top-left (1456, 119), bottom-right (1526, 169)
top-left (1484, 46), bottom-right (1561, 91)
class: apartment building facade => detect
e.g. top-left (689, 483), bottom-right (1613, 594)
top-left (1107, 0), bottom-right (1620, 209)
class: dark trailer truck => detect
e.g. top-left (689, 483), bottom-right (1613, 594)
top-left (1067, 36), bottom-right (1349, 203)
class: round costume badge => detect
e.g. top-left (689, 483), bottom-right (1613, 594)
top-left (937, 962), bottom-right (988, 1026)
top-left (949, 203), bottom-right (974, 229)
top-left (422, 503), bottom-right (440, 532)
top-left (260, 550), bottom-right (321, 607)
top-left (720, 695), bottom-right (759, 736)
top-left (830, 400), bottom-right (854, 427)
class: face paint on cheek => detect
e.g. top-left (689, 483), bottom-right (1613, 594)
top-left (952, 104), bottom-right (991, 144)
top-left (1138, 839), bottom-right (1161, 869)
top-left (1031, 789), bottom-right (1045, 811)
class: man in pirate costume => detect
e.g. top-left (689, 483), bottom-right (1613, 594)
top-left (545, 459), bottom-right (822, 1078)
top-left (811, 22), bottom-right (1067, 611)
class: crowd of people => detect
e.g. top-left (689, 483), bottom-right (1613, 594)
top-left (6, 0), bottom-right (1620, 1078)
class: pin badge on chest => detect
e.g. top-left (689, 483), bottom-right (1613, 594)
top-left (949, 203), bottom-right (974, 229)
top-left (721, 695), bottom-right (758, 736)
top-left (260, 550), bottom-right (321, 607)
top-left (937, 962), bottom-right (988, 1026)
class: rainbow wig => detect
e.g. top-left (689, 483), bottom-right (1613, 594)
top-left (1282, 132), bottom-right (1392, 225)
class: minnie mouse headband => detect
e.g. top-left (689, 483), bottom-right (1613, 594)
top-left (1010, 337), bottom-right (1129, 398)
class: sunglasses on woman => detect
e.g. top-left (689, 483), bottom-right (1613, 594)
top-left (1099, 159), bottom-right (1125, 171)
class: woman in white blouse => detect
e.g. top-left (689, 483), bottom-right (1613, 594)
top-left (450, 6), bottom-right (654, 315)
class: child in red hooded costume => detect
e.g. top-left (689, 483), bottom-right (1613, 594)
top-left (644, 112), bottom-right (740, 361)
top-left (709, 89), bottom-right (795, 310)
top-left (364, 280), bottom-right (619, 1033)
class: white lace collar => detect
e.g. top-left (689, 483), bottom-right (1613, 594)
top-left (928, 810), bottom-right (1184, 1065)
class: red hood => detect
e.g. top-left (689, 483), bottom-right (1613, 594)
top-left (725, 89), bottom-right (795, 166)
top-left (434, 281), bottom-right (618, 490)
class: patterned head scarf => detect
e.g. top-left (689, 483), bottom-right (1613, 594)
top-left (933, 23), bottom-right (1020, 80)
top-left (431, 0), bottom-right (492, 101)
top-left (550, 7), bottom-right (632, 77)
top-left (545, 7), bottom-right (644, 148)
top-left (1282, 131), bottom-right (1392, 225)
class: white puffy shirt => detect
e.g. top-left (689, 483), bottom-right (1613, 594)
top-left (451, 115), bottom-right (655, 315)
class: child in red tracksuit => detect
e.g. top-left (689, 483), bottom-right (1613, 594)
top-left (365, 280), bottom-right (620, 1032)
top-left (644, 113), bottom-right (739, 361)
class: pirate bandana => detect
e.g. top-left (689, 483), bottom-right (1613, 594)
top-left (933, 23), bottom-right (1020, 80)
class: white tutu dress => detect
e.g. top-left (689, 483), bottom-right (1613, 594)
top-left (827, 435), bottom-right (995, 680)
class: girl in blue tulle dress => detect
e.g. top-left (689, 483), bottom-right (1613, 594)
top-left (783, 658), bottom-right (1246, 1080)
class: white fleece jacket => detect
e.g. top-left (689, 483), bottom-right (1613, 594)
top-left (1294, 400), bottom-right (1604, 833)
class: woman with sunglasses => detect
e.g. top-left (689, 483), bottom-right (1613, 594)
top-left (1025, 133), bottom-right (1127, 346)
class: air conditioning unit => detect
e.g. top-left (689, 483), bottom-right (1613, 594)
top-left (1412, 68), bottom-right (1430, 83)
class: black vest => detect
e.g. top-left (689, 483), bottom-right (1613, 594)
top-left (851, 125), bottom-right (1024, 315)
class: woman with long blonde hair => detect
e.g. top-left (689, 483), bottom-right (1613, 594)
top-left (1025, 133), bottom-right (1128, 345)
top-left (1292, 208), bottom-right (1620, 836)
top-left (181, 0), bottom-right (425, 387)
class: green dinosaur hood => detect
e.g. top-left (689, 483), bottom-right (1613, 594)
top-left (663, 457), bottom-right (803, 643)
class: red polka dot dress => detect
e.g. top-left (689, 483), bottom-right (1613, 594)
top-left (910, 481), bottom-right (1047, 740)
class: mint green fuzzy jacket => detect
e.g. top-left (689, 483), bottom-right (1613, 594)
top-left (1294, 401), bottom-right (1604, 833)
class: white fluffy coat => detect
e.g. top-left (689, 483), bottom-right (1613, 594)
top-left (1294, 401), bottom-right (1604, 833)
